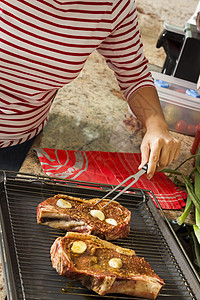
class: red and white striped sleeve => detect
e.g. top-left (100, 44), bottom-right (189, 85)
top-left (97, 0), bottom-right (155, 102)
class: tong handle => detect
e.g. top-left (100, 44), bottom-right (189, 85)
top-left (142, 163), bottom-right (148, 173)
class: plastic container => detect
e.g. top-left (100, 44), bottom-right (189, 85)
top-left (152, 72), bottom-right (200, 136)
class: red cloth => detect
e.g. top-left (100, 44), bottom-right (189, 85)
top-left (35, 148), bottom-right (187, 210)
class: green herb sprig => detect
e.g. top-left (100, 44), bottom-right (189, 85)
top-left (162, 147), bottom-right (200, 271)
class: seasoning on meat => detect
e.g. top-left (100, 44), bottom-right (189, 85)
top-left (37, 194), bottom-right (131, 240)
top-left (90, 209), bottom-right (105, 221)
top-left (71, 241), bottom-right (87, 254)
top-left (108, 258), bottom-right (123, 268)
top-left (105, 218), bottom-right (117, 226)
top-left (56, 199), bottom-right (72, 208)
top-left (51, 232), bottom-right (165, 299)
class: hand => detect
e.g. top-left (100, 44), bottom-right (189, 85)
top-left (128, 86), bottom-right (181, 178)
top-left (138, 125), bottom-right (181, 179)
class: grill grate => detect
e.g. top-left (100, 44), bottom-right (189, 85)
top-left (0, 171), bottom-right (199, 300)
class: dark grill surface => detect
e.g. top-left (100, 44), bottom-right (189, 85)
top-left (0, 172), bottom-right (199, 300)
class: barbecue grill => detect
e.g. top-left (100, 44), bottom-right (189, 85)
top-left (0, 171), bottom-right (199, 300)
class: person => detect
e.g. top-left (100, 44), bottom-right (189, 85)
top-left (187, 0), bottom-right (200, 31)
top-left (0, 0), bottom-right (181, 179)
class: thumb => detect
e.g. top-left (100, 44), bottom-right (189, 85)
top-left (138, 145), bottom-right (150, 170)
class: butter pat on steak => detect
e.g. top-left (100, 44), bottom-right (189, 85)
top-left (37, 194), bottom-right (131, 240)
top-left (51, 232), bottom-right (165, 299)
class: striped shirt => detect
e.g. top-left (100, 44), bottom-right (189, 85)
top-left (0, 0), bottom-right (154, 148)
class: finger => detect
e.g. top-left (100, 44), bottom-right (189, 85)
top-left (158, 139), bottom-right (181, 170)
top-left (167, 144), bottom-right (180, 166)
top-left (174, 140), bottom-right (181, 160)
top-left (158, 140), bottom-right (174, 168)
top-left (147, 141), bottom-right (161, 179)
top-left (156, 139), bottom-right (181, 171)
top-left (165, 141), bottom-right (181, 167)
top-left (157, 148), bottom-right (175, 171)
top-left (139, 143), bottom-right (150, 169)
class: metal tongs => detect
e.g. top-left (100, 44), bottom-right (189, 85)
top-left (95, 163), bottom-right (148, 208)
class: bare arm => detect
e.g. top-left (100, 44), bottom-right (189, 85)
top-left (128, 86), bottom-right (181, 179)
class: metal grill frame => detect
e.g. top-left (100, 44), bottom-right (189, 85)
top-left (0, 171), bottom-right (199, 300)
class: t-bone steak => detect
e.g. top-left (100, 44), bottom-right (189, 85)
top-left (51, 232), bottom-right (164, 299)
top-left (37, 194), bottom-right (131, 240)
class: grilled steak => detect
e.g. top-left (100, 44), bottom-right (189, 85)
top-left (37, 194), bottom-right (131, 240)
top-left (51, 232), bottom-right (164, 299)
